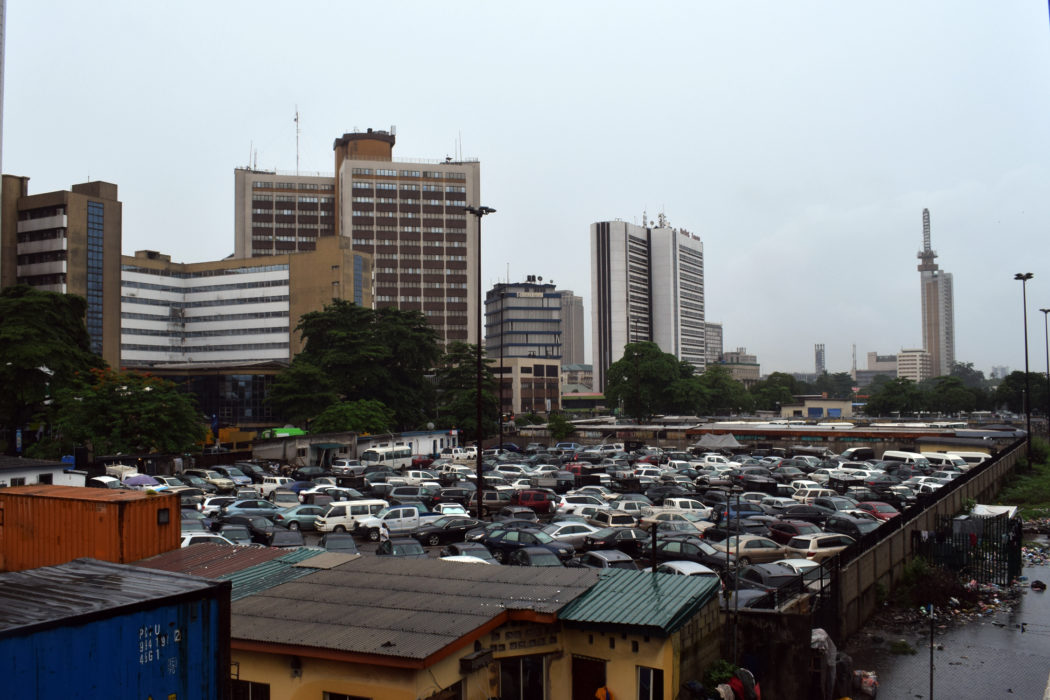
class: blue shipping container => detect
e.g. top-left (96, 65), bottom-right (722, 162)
top-left (0, 558), bottom-right (230, 699)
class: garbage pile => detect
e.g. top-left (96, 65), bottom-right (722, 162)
top-left (1021, 541), bottom-right (1050, 566)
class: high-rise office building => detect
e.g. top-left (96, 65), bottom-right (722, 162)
top-left (233, 129), bottom-right (481, 346)
top-left (917, 208), bottom-right (955, 377)
top-left (591, 220), bottom-right (705, 391)
top-left (558, 290), bottom-right (585, 366)
top-left (897, 348), bottom-right (931, 383)
top-left (705, 322), bottom-right (723, 365)
top-left (1, 176), bottom-right (122, 368)
top-left (485, 277), bottom-right (567, 360)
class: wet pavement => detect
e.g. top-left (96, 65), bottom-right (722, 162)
top-left (847, 563), bottom-right (1050, 698)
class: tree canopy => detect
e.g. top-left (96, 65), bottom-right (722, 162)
top-left (268, 301), bottom-right (439, 430)
top-left (604, 342), bottom-right (693, 421)
top-left (310, 399), bottom-right (395, 435)
top-left (0, 286), bottom-right (105, 454)
top-left (432, 341), bottom-right (498, 440)
top-left (54, 368), bottom-right (205, 455)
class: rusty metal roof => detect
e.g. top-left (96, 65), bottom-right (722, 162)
top-left (0, 456), bottom-right (65, 472)
top-left (558, 569), bottom-right (719, 635)
top-left (231, 557), bottom-right (600, 660)
top-left (135, 543), bottom-right (291, 578)
top-left (0, 484), bottom-right (172, 503)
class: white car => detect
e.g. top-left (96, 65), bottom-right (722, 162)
top-left (557, 494), bottom-right (606, 513)
top-left (180, 532), bottom-right (234, 548)
top-left (646, 560), bottom-right (722, 583)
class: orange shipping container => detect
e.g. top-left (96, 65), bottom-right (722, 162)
top-left (0, 485), bottom-right (180, 572)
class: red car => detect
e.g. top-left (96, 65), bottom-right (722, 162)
top-left (510, 489), bottom-right (559, 514)
top-left (766, 519), bottom-right (823, 545)
top-left (411, 454), bottom-right (435, 469)
top-left (855, 502), bottom-right (900, 522)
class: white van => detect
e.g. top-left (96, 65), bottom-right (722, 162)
top-left (920, 452), bottom-right (969, 470)
top-left (315, 499), bottom-right (389, 533)
top-left (881, 450), bottom-right (930, 467)
top-left (793, 488), bottom-right (837, 504)
top-left (946, 451), bottom-right (991, 469)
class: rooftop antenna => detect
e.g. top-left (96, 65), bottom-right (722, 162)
top-left (248, 141), bottom-right (253, 169)
top-left (294, 107), bottom-right (301, 176)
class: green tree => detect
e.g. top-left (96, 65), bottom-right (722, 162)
top-left (269, 301), bottom-right (440, 430)
top-left (267, 358), bottom-right (339, 426)
top-left (863, 377), bottom-right (924, 416)
top-left (433, 342), bottom-right (498, 440)
top-left (995, 371), bottom-right (1047, 415)
top-left (697, 364), bottom-right (753, 415)
top-left (311, 399), bottom-right (394, 435)
top-left (924, 376), bottom-right (977, 415)
top-left (0, 286), bottom-right (105, 454)
top-left (605, 342), bottom-right (695, 421)
top-left (749, 372), bottom-right (800, 412)
top-left (55, 368), bottom-right (205, 454)
top-left (813, 372), bottom-right (855, 399)
top-left (547, 412), bottom-right (576, 442)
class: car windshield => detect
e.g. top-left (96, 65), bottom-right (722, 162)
top-left (394, 542), bottom-right (424, 555)
top-left (533, 531), bottom-right (555, 544)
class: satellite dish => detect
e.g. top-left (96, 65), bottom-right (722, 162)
top-left (427, 422), bottom-right (435, 430)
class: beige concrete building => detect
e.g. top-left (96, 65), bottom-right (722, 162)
top-left (1, 176), bottom-right (122, 368)
top-left (233, 129), bottom-right (482, 346)
top-left (897, 348), bottom-right (931, 383)
top-left (121, 237), bottom-right (372, 367)
top-left (719, 347), bottom-right (760, 388)
top-left (779, 396), bottom-right (853, 419)
top-left (496, 356), bottom-right (562, 417)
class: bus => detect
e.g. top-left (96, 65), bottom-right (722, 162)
top-left (359, 445), bottom-right (414, 472)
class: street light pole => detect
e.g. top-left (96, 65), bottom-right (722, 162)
top-left (499, 291), bottom-right (506, 451)
top-left (467, 205), bottom-right (496, 519)
top-left (1041, 308), bottom-right (1050, 438)
top-left (1016, 273), bottom-right (1034, 461)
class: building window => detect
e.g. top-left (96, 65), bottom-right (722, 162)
top-left (637, 667), bottom-right (664, 700)
top-left (500, 655), bottom-right (545, 700)
top-left (231, 680), bottom-right (270, 700)
top-left (10, 477), bottom-right (26, 487)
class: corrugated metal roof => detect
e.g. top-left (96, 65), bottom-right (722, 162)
top-left (0, 456), bottom-right (65, 472)
top-left (135, 543), bottom-right (292, 578)
top-left (231, 557), bottom-right (600, 660)
top-left (0, 484), bottom-right (170, 503)
top-left (558, 569), bottom-right (719, 634)
top-left (0, 558), bottom-right (225, 635)
top-left (292, 552), bottom-right (361, 569)
top-left (221, 548), bottom-right (327, 601)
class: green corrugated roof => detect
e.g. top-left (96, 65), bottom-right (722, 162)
top-left (219, 548), bottom-right (327, 601)
top-left (558, 569), bottom-right (719, 635)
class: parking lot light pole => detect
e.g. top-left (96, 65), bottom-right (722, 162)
top-left (1016, 273), bottom-right (1034, 461)
top-left (467, 205), bottom-right (496, 519)
top-left (1042, 308), bottom-right (1050, 437)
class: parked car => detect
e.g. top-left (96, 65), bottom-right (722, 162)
top-left (411, 516), bottom-right (484, 546)
top-left (641, 536), bottom-right (736, 572)
top-left (318, 532), bottom-right (359, 554)
top-left (541, 521), bottom-right (601, 549)
top-left (824, 514), bottom-right (883, 540)
top-left (573, 550), bottom-right (640, 570)
top-left (766, 520), bottom-right (823, 546)
top-left (581, 527), bottom-right (650, 558)
top-left (854, 501), bottom-right (900, 522)
top-left (213, 524), bottom-right (253, 546)
top-left (213, 515), bottom-right (276, 545)
top-left (481, 528), bottom-right (575, 563)
top-left (212, 465), bottom-right (254, 488)
top-left (265, 529), bottom-right (305, 548)
top-left (182, 468), bottom-right (236, 493)
top-left (272, 504), bottom-right (327, 531)
top-left (709, 535), bottom-right (787, 566)
top-left (784, 533), bottom-right (856, 562)
top-left (734, 563), bottom-right (805, 604)
top-left (220, 498), bottom-right (282, 519)
top-left (508, 546), bottom-right (564, 567)
top-left (648, 560), bottom-right (722, 583)
top-left (376, 538), bottom-right (429, 559)
top-left (588, 509), bottom-right (638, 529)
top-left (180, 532), bottom-right (234, 547)
top-left (439, 541), bottom-right (498, 564)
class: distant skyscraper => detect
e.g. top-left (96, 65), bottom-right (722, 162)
top-left (591, 220), bottom-right (705, 391)
top-left (558, 290), bottom-right (585, 366)
top-left (815, 343), bottom-right (826, 375)
top-left (233, 129), bottom-right (481, 346)
top-left (705, 322), bottom-right (723, 365)
top-left (917, 209), bottom-right (955, 377)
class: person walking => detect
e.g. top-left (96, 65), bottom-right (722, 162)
top-left (379, 522), bottom-right (390, 543)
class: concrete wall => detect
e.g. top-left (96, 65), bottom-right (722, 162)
top-left (834, 439), bottom-right (1024, 641)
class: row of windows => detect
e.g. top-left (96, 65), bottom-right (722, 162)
top-left (18, 273), bottom-right (66, 286)
top-left (122, 294), bottom-right (290, 308)
top-left (351, 168), bottom-right (466, 180)
top-left (122, 264), bottom-right (289, 279)
top-left (17, 228), bottom-right (66, 244)
top-left (18, 206), bottom-right (66, 220)
top-left (123, 279), bottom-right (288, 295)
top-left (252, 181), bottom-right (334, 191)
top-left (122, 310), bottom-right (289, 323)
top-left (17, 250), bottom-right (67, 265)
top-left (122, 342), bottom-right (290, 353)
top-left (353, 181), bottom-right (467, 194)
top-left (123, 326), bottom-right (286, 338)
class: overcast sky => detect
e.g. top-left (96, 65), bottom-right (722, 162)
top-left (6, 2), bottom-right (1049, 377)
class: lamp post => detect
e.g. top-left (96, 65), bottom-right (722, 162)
top-left (467, 205), bottom-right (496, 519)
top-left (499, 290), bottom-right (506, 451)
top-left (1042, 308), bottom-right (1050, 438)
top-left (1015, 272), bottom-right (1034, 461)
